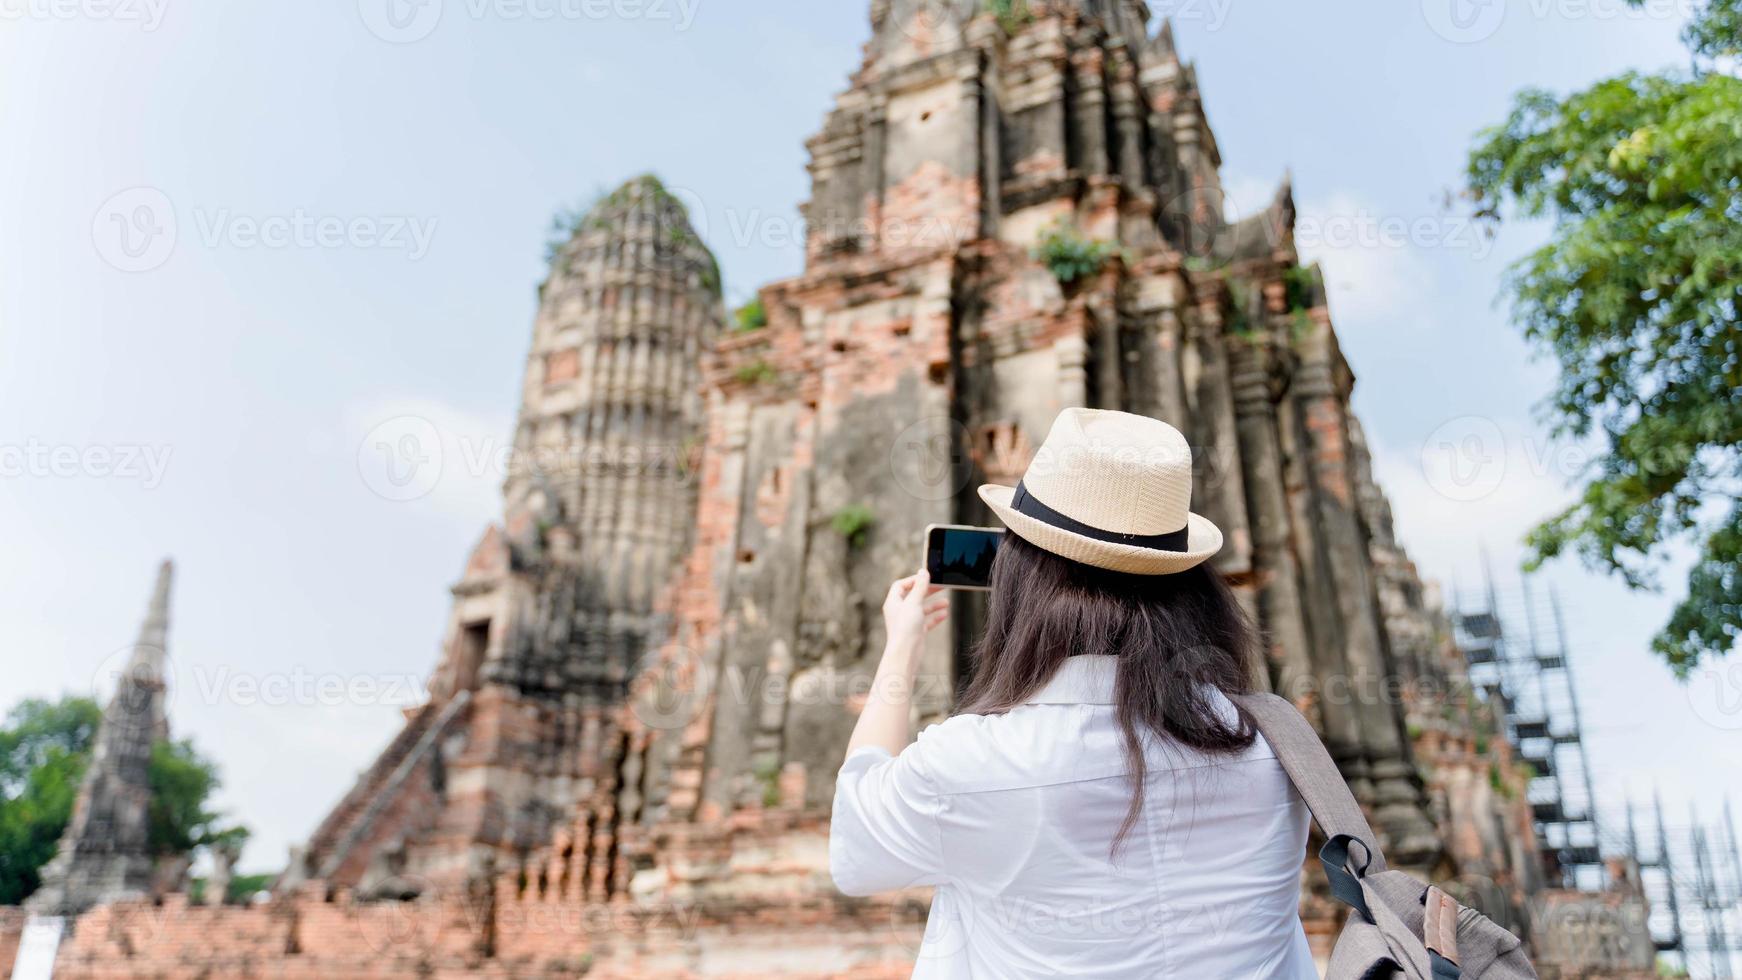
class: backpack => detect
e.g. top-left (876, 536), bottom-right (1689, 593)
top-left (1234, 694), bottom-right (1538, 979)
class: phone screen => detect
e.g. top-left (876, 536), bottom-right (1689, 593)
top-left (925, 526), bottom-right (1005, 590)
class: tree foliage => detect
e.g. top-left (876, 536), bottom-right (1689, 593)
top-left (147, 739), bottom-right (227, 857)
top-left (0, 696), bottom-right (244, 904)
top-left (0, 698), bottom-right (101, 904)
top-left (1466, 0), bottom-right (1742, 673)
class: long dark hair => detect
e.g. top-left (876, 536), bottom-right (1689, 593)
top-left (956, 532), bottom-right (1259, 845)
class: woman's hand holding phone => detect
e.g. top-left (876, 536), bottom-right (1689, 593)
top-left (882, 568), bottom-right (949, 659)
top-left (846, 569), bottom-right (948, 757)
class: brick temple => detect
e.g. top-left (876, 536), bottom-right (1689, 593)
top-left (19, 1), bottom-right (1649, 976)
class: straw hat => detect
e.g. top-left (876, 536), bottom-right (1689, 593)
top-left (978, 408), bottom-right (1223, 575)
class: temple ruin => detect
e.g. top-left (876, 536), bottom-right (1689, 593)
top-left (16, 2), bottom-right (1636, 976)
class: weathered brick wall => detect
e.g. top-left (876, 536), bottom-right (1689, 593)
top-left (0, 907), bottom-right (23, 979)
top-left (44, 830), bottom-right (923, 980)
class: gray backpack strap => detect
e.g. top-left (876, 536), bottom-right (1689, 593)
top-left (1233, 693), bottom-right (1389, 876)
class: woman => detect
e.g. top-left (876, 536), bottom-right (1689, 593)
top-left (830, 408), bottom-right (1317, 979)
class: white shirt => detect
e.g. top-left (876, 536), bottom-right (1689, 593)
top-left (830, 654), bottom-right (1317, 979)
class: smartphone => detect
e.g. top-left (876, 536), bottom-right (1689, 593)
top-left (923, 524), bottom-right (1005, 591)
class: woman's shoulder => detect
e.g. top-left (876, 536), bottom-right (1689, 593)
top-left (907, 705), bottom-right (1129, 793)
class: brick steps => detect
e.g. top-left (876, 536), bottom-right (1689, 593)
top-left (300, 694), bottom-right (470, 883)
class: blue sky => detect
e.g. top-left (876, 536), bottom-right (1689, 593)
top-left (2, 0), bottom-right (1737, 892)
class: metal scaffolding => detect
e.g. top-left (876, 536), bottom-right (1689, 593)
top-left (1608, 793), bottom-right (1741, 978)
top-left (1453, 571), bottom-right (1742, 978)
top-left (1453, 575), bottom-right (1604, 890)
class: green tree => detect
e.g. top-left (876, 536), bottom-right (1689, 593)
top-left (1466, 0), bottom-right (1742, 673)
top-left (146, 739), bottom-right (226, 857)
top-left (0, 698), bottom-right (102, 904)
top-left (0, 696), bottom-right (246, 904)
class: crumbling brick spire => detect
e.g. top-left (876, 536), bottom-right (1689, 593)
top-left (297, 175), bottom-right (726, 895)
top-left (28, 561), bottom-right (173, 916)
top-left (491, 173), bottom-right (722, 698)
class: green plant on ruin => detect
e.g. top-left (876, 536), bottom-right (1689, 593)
top-left (832, 504), bottom-right (877, 549)
top-left (1225, 281), bottom-right (1256, 338)
top-left (1033, 222), bottom-right (1115, 286)
top-left (1489, 762), bottom-right (1512, 798)
top-left (733, 358), bottom-right (777, 386)
top-left (986, 0), bottom-right (1033, 33)
top-left (734, 296), bottom-right (768, 333)
top-left (751, 755), bottom-right (781, 808)
top-left (1282, 263), bottom-right (1317, 313)
top-left (543, 204), bottom-right (590, 265)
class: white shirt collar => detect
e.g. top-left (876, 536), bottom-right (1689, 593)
top-left (1025, 654), bottom-right (1118, 705)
